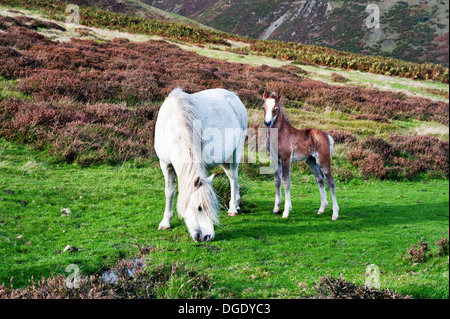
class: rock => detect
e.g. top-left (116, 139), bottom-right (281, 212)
top-left (61, 208), bottom-right (71, 214)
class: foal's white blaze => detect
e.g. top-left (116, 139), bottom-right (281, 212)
top-left (264, 98), bottom-right (277, 124)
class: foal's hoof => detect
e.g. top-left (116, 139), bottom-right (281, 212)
top-left (228, 212), bottom-right (238, 217)
top-left (272, 211), bottom-right (282, 215)
top-left (332, 216), bottom-right (339, 221)
top-left (158, 225), bottom-right (170, 230)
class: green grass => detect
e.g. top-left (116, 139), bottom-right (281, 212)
top-left (1, 139), bottom-right (448, 298)
top-left (0, 77), bottom-right (31, 101)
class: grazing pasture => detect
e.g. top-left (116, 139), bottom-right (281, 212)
top-left (0, 139), bottom-right (448, 298)
top-left (0, 8), bottom-right (448, 299)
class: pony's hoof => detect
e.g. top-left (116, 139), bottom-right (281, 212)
top-left (228, 212), bottom-right (238, 217)
top-left (272, 211), bottom-right (282, 215)
top-left (317, 210), bottom-right (324, 215)
top-left (282, 214), bottom-right (289, 219)
top-left (158, 225), bottom-right (170, 230)
top-left (332, 216), bottom-right (338, 221)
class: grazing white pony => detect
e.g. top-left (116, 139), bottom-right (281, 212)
top-left (154, 88), bottom-right (248, 242)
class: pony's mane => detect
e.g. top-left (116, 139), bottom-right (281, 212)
top-left (168, 88), bottom-right (219, 223)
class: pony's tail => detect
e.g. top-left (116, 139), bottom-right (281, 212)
top-left (328, 134), bottom-right (334, 157)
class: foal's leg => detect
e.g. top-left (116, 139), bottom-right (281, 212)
top-left (158, 161), bottom-right (176, 230)
top-left (320, 165), bottom-right (339, 220)
top-left (272, 158), bottom-right (282, 214)
top-left (281, 157), bottom-right (292, 218)
top-left (306, 157), bottom-right (328, 215)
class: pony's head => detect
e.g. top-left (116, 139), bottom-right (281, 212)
top-left (183, 174), bottom-right (218, 242)
top-left (262, 90), bottom-right (281, 128)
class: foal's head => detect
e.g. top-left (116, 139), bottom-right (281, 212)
top-left (262, 90), bottom-right (281, 128)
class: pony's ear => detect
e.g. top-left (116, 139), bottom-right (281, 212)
top-left (194, 176), bottom-right (202, 189)
top-left (263, 89), bottom-right (269, 99)
top-left (275, 92), bottom-right (281, 101)
top-left (206, 174), bottom-right (214, 184)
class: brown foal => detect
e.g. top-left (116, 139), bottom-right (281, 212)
top-left (262, 90), bottom-right (339, 220)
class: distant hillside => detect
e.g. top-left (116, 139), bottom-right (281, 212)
top-left (60, 0), bottom-right (215, 30)
top-left (2, 0), bottom-right (447, 83)
top-left (143, 0), bottom-right (449, 67)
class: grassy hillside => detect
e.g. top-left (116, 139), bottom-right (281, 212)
top-left (0, 9), bottom-right (448, 176)
top-left (145, 0), bottom-right (449, 67)
top-left (0, 3), bottom-right (448, 299)
top-left (1, 0), bottom-right (448, 83)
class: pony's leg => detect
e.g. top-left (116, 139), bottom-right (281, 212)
top-left (321, 165), bottom-right (339, 220)
top-left (158, 161), bottom-right (176, 230)
top-left (272, 158), bottom-right (282, 214)
top-left (232, 164), bottom-right (242, 207)
top-left (306, 157), bottom-right (328, 215)
top-left (221, 162), bottom-right (240, 217)
top-left (281, 157), bottom-right (292, 218)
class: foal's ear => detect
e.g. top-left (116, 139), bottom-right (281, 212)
top-left (263, 89), bottom-right (269, 99)
top-left (275, 92), bottom-right (281, 102)
top-left (194, 176), bottom-right (202, 189)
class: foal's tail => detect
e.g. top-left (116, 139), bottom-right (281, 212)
top-left (327, 134), bottom-right (334, 157)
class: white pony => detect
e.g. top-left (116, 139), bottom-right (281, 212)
top-left (154, 88), bottom-right (248, 242)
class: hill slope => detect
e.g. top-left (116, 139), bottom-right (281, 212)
top-left (0, 6), bottom-right (448, 299)
top-left (1, 0), bottom-right (448, 83)
top-left (61, 0), bottom-right (215, 30)
top-left (144, 0), bottom-right (449, 67)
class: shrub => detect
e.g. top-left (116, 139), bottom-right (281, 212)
top-left (406, 238), bottom-right (431, 264)
top-left (315, 275), bottom-right (410, 299)
top-left (0, 14), bottom-right (65, 31)
top-left (346, 146), bottom-right (367, 166)
top-left (390, 135), bottom-right (449, 177)
top-left (0, 98), bottom-right (156, 165)
top-left (0, 26), bottom-right (54, 50)
top-left (435, 233), bottom-right (449, 257)
top-left (363, 136), bottom-right (396, 161)
top-left (327, 130), bottom-right (357, 144)
top-left (330, 72), bottom-right (349, 83)
top-left (360, 153), bottom-right (386, 180)
top-left (0, 47), bottom-right (40, 79)
top-left (0, 247), bottom-right (214, 299)
top-left (280, 64), bottom-right (308, 75)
